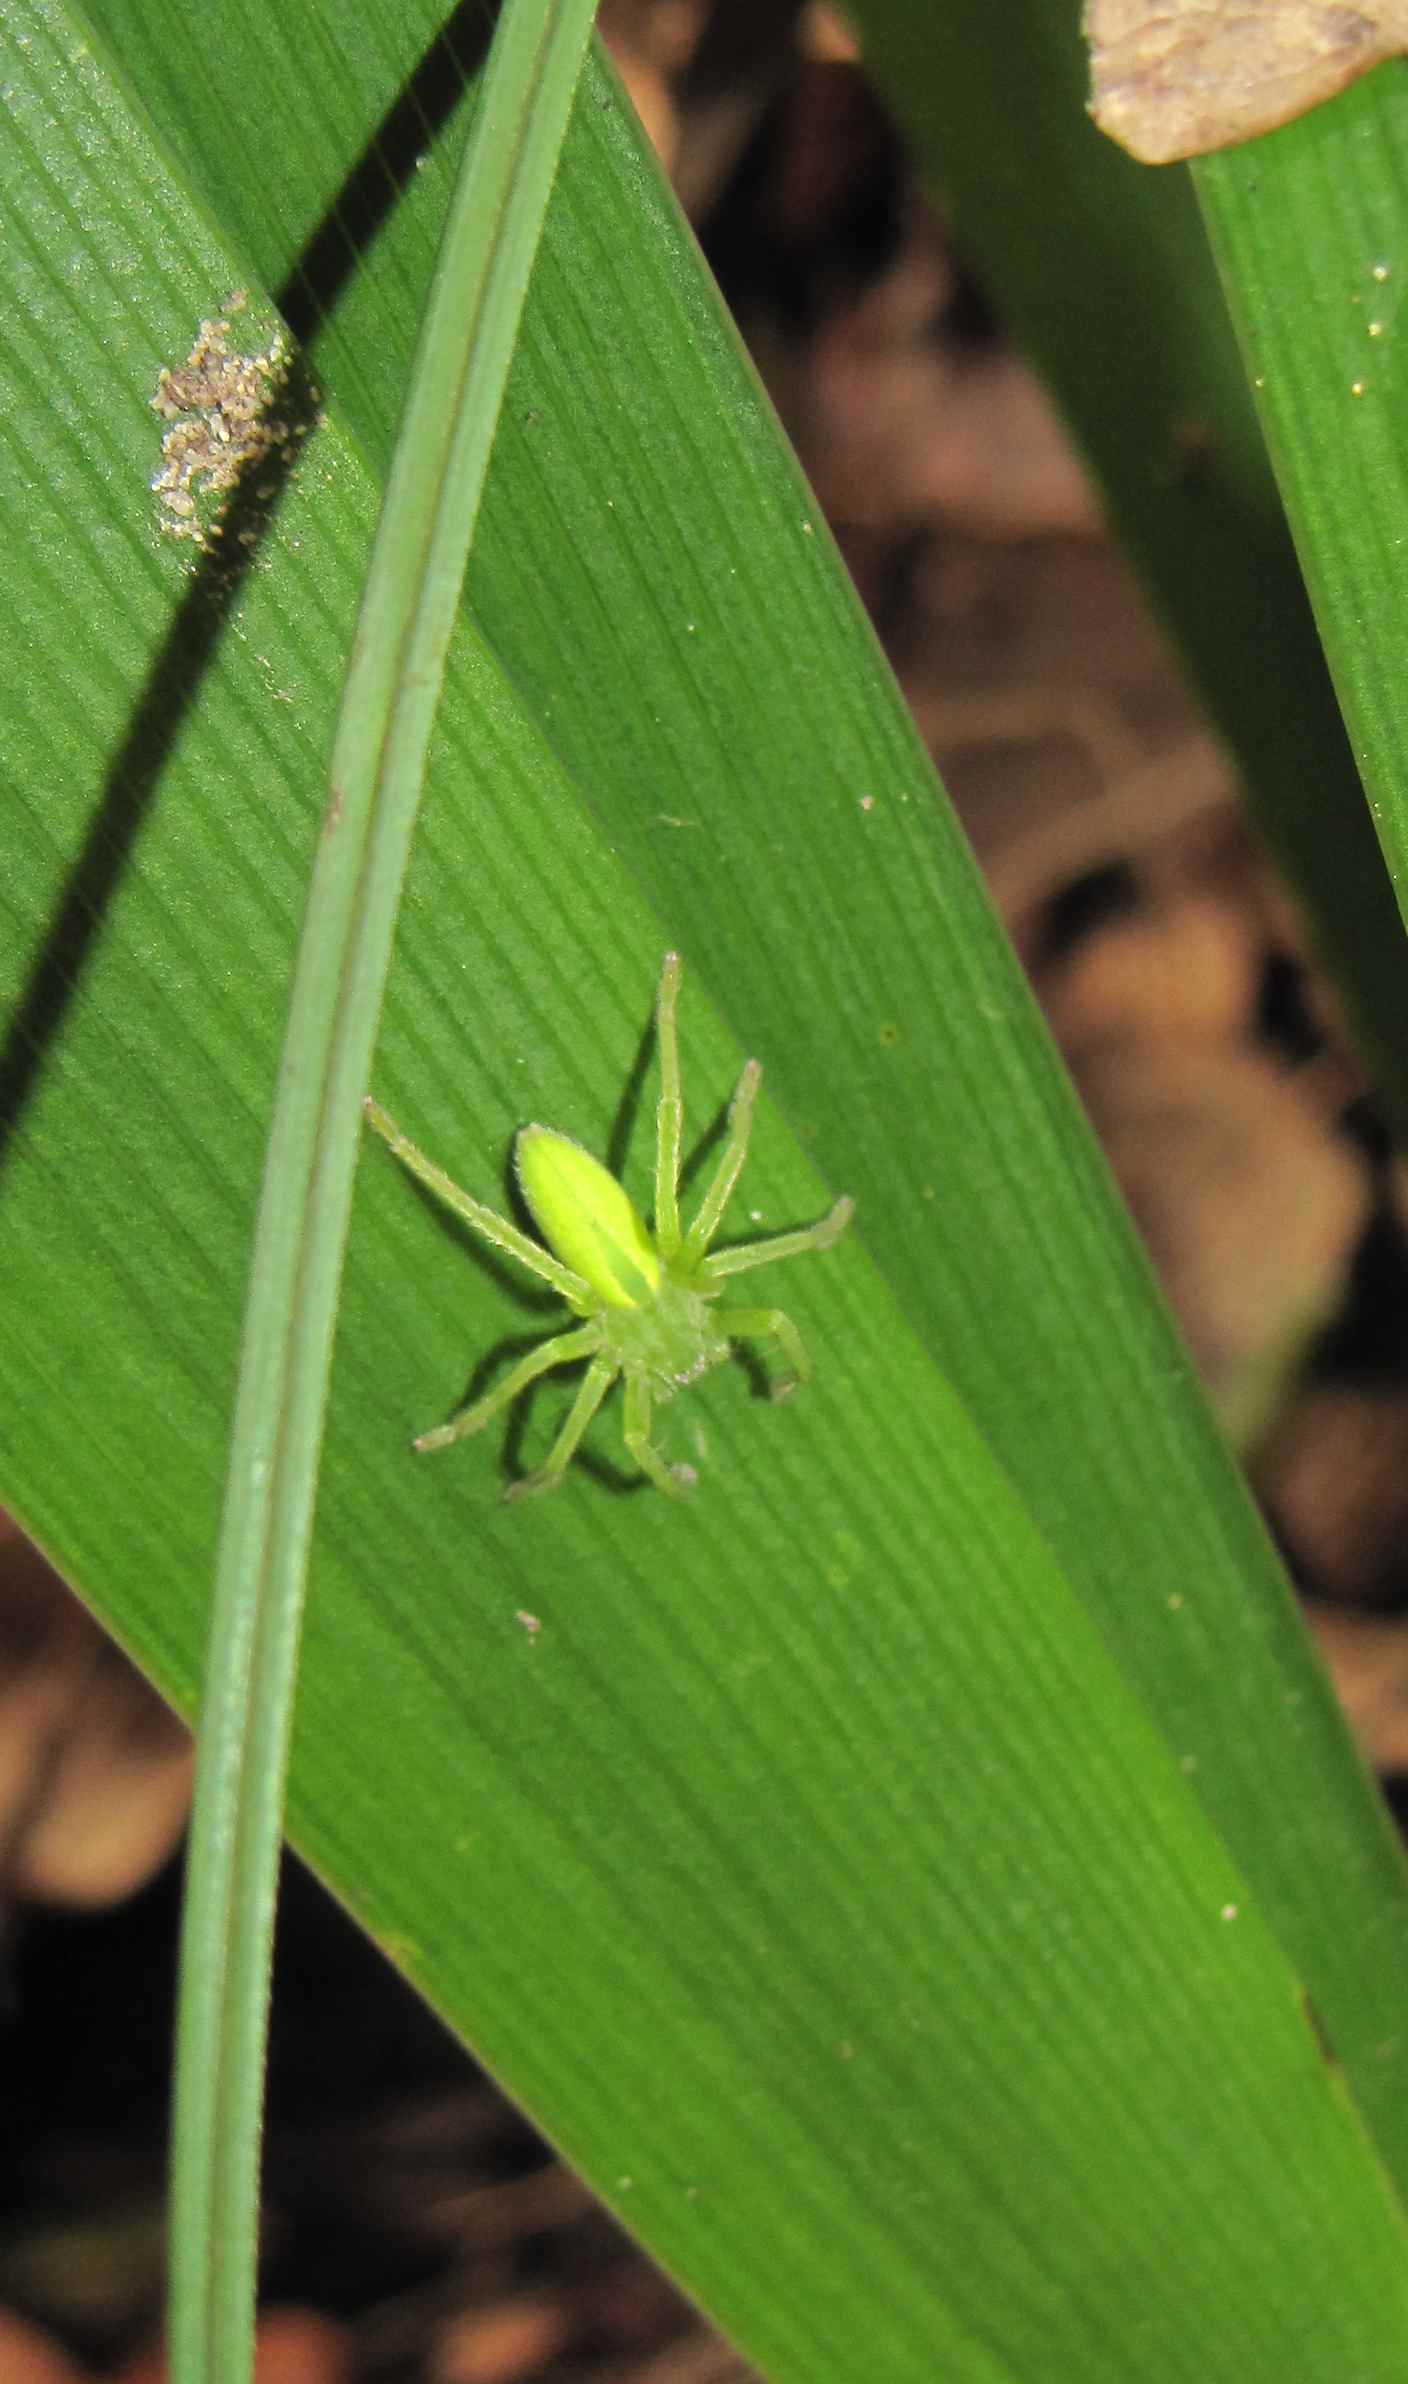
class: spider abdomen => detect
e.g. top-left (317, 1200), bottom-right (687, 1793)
top-left (515, 1125), bottom-right (659, 1309)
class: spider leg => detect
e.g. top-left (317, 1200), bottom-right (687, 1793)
top-left (682, 1057), bottom-right (762, 1260)
top-left (415, 1323), bottom-right (604, 1453)
top-left (721, 1305), bottom-right (809, 1400)
top-left (623, 1371), bottom-right (697, 1497)
top-left (654, 952), bottom-right (684, 1259)
top-left (702, 1195), bottom-right (854, 1282)
top-left (506, 1352), bottom-right (618, 1501)
top-left (364, 1098), bottom-right (592, 1307)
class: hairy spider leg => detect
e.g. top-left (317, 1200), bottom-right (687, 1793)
top-left (624, 1371), bottom-right (696, 1498)
top-left (507, 1352), bottom-right (619, 1502)
top-left (719, 1305), bottom-right (810, 1400)
top-left (702, 1194), bottom-right (856, 1282)
top-left (682, 1057), bottom-right (763, 1263)
top-left (654, 951), bottom-right (684, 1259)
top-left (363, 1097), bottom-right (593, 1309)
top-left (414, 1322), bottom-right (604, 1453)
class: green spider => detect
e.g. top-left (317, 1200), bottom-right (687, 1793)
top-left (363, 952), bottom-right (854, 1500)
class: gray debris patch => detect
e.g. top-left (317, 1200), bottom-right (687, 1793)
top-left (150, 304), bottom-right (289, 546)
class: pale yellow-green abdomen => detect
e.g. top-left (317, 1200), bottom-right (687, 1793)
top-left (515, 1126), bottom-right (660, 1308)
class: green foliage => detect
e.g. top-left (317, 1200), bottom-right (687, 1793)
top-left (7, 0), bottom-right (1408, 2376)
top-left (1195, 69), bottom-right (1408, 930)
top-left (848, 0), bottom-right (1408, 1112)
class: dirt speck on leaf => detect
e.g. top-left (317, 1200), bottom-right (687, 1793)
top-left (150, 304), bottom-right (288, 546)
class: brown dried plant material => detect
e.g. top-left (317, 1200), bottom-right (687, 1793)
top-left (0, 2309), bottom-right (86, 2384)
top-left (118, 2309), bottom-right (352, 2384)
top-left (1262, 1385), bottom-right (1408, 1604)
top-left (0, 1514), bottom-right (192, 1907)
top-left (150, 297), bottom-right (288, 546)
top-left (1304, 1602), bottom-right (1408, 1773)
top-left (430, 2296), bottom-right (568, 2383)
top-left (1086, 0), bottom-right (1408, 164)
top-left (1043, 893), bottom-right (1259, 1051)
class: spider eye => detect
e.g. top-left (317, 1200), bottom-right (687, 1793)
top-left (515, 1127), bottom-right (659, 1309)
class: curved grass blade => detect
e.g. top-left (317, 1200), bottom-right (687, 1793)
top-left (1194, 73), bottom-right (1408, 929)
top-left (165, 5), bottom-right (598, 2377)
top-left (841, 0), bottom-right (1408, 1116)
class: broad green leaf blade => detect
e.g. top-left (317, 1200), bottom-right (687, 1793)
top-left (165, 3), bottom-right (597, 2377)
top-left (841, 0), bottom-right (1408, 1115)
top-left (7, 6), bottom-right (1408, 2379)
top-left (1194, 69), bottom-right (1408, 925)
top-left (82, 0), bottom-right (1408, 2184)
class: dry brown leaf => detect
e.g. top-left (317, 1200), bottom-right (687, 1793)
top-left (1067, 1034), bottom-right (1367, 1401)
top-left (1086, 0), bottom-right (1408, 164)
top-left (1261, 1385), bottom-right (1408, 1604)
top-left (431, 2297), bottom-right (568, 2384)
top-left (1043, 894), bottom-right (1258, 1047)
top-left (1305, 1602), bottom-right (1408, 1772)
top-left (0, 1515), bottom-right (192, 1907)
top-left (0, 2310), bottom-right (86, 2384)
top-left (597, 0), bottom-right (693, 173)
top-left (118, 2311), bottom-right (351, 2384)
top-left (808, 322), bottom-right (1101, 542)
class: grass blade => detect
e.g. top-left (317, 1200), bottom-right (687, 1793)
top-left (841, 0), bottom-right (1408, 1112)
top-left (165, 4), bottom-right (597, 2375)
top-left (1195, 72), bottom-right (1408, 925)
